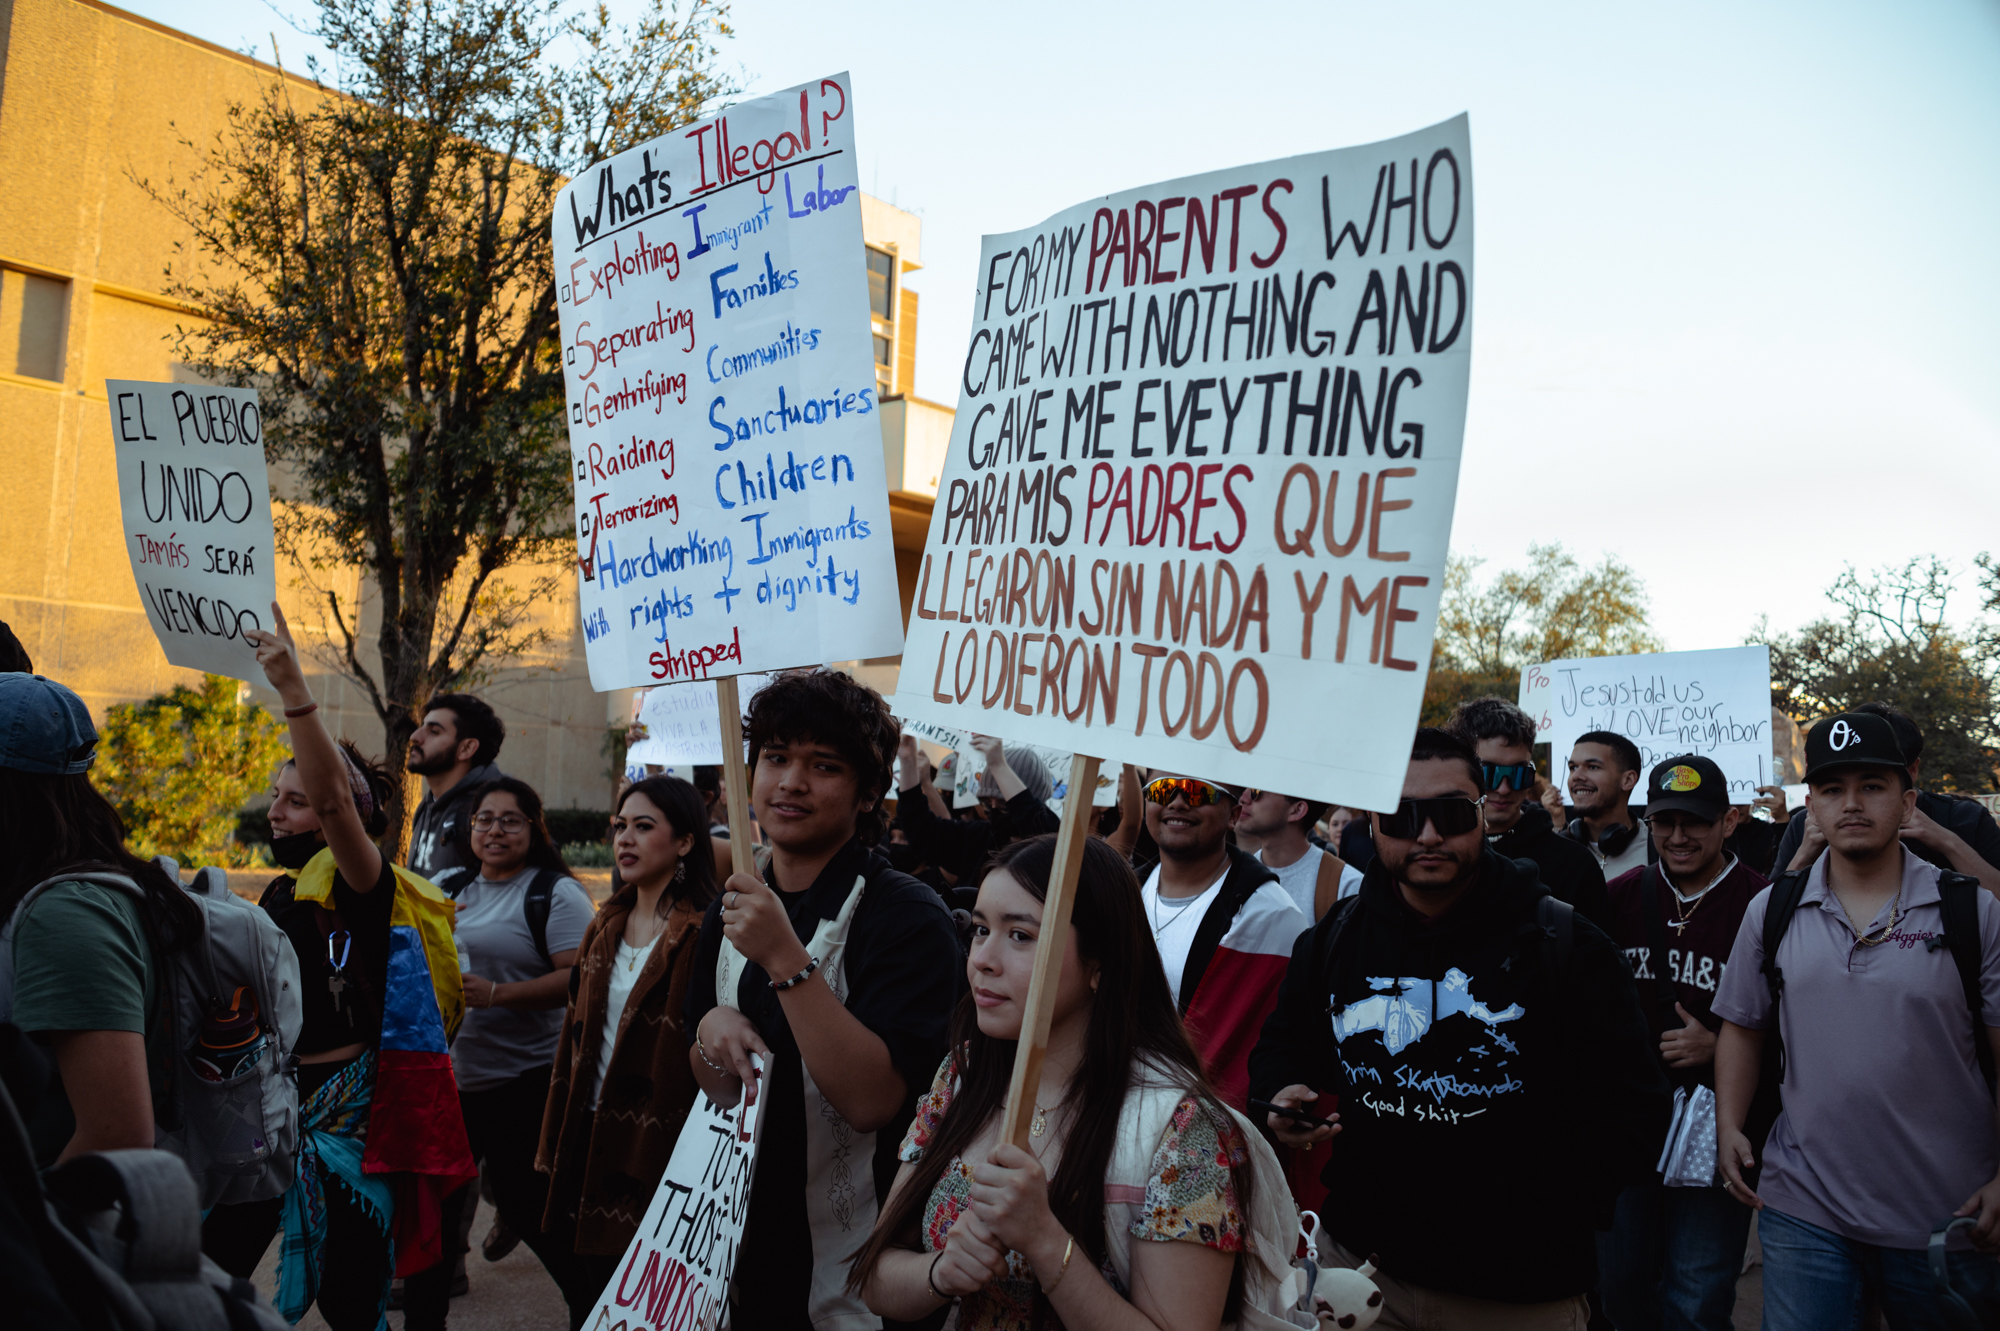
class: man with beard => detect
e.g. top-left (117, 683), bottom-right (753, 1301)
top-left (1236, 788), bottom-right (1361, 925)
top-left (1136, 772), bottom-right (1300, 1111)
top-left (406, 693), bottom-right (507, 882)
top-left (1447, 697), bottom-right (1609, 928)
top-left (1563, 730), bottom-right (1652, 879)
top-left (1251, 728), bottom-right (1667, 1330)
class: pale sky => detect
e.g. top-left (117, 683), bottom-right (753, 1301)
top-left (122, 0), bottom-right (2000, 652)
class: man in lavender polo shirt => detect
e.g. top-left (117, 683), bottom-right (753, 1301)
top-left (1712, 710), bottom-right (2000, 1329)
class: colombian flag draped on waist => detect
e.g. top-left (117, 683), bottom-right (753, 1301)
top-left (297, 850), bottom-right (478, 1275)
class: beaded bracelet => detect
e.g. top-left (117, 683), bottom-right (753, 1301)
top-left (695, 1033), bottom-right (728, 1075)
top-left (770, 956), bottom-right (820, 991)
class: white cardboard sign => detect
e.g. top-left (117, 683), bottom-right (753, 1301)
top-left (553, 73), bottom-right (905, 690)
top-left (626, 674), bottom-right (774, 765)
top-left (892, 118), bottom-right (1474, 812)
top-left (1518, 645), bottom-right (1778, 800)
top-left (583, 1057), bottom-right (765, 1331)
top-left (106, 380), bottom-right (278, 681)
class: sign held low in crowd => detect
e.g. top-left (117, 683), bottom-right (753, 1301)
top-left (1519, 643), bottom-right (1777, 797)
top-left (891, 116), bottom-right (1475, 813)
top-left (581, 1057), bottom-right (766, 1331)
top-left (626, 674), bottom-right (774, 766)
top-left (106, 379), bottom-right (278, 682)
top-left (552, 72), bottom-right (905, 693)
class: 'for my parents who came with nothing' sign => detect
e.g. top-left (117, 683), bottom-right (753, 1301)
top-left (552, 73), bottom-right (905, 690)
top-left (107, 380), bottom-right (278, 682)
top-left (893, 118), bottom-right (1475, 812)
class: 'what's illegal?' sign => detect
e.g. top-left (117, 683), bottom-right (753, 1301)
top-left (106, 380), bottom-right (278, 682)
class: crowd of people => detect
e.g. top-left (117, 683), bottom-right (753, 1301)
top-left (2, 606), bottom-right (1998, 1331)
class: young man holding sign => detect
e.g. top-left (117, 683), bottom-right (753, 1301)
top-left (1250, 729), bottom-right (1667, 1330)
top-left (685, 670), bottom-right (959, 1329)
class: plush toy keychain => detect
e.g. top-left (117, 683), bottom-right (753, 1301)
top-left (1310, 1257), bottom-right (1385, 1330)
top-left (1288, 1212), bottom-right (1385, 1330)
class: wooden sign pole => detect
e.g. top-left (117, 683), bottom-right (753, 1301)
top-left (998, 752), bottom-right (1102, 1151)
top-left (714, 674), bottom-right (758, 878)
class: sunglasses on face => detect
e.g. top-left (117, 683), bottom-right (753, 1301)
top-left (1375, 796), bottom-right (1485, 840)
top-left (1143, 777), bottom-right (1232, 808)
top-left (1481, 761), bottom-right (1535, 792)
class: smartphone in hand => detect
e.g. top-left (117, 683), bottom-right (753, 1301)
top-left (1248, 1096), bottom-right (1338, 1130)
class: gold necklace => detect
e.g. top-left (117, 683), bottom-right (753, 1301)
top-left (1853, 894), bottom-right (1901, 947)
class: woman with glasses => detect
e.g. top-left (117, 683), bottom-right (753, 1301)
top-left (401, 776), bottom-right (596, 1328)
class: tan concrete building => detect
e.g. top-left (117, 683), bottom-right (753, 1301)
top-left (0, 0), bottom-right (948, 810)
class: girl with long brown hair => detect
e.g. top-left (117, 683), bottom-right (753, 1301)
top-left (536, 775), bottom-right (716, 1329)
top-left (850, 833), bottom-right (1258, 1331)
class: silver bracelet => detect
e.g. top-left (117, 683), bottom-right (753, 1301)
top-left (695, 1032), bottom-right (728, 1075)
top-left (770, 956), bottom-right (820, 991)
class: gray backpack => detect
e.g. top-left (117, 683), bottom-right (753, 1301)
top-left (0, 860), bottom-right (302, 1208)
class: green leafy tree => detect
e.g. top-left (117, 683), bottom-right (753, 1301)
top-left (138, 0), bottom-right (734, 852)
top-left (94, 676), bottom-right (293, 867)
top-left (1753, 556), bottom-right (1999, 792)
top-left (1422, 543), bottom-right (1661, 724)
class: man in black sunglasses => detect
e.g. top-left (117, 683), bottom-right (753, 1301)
top-left (1446, 697), bottom-right (1610, 929)
top-left (1250, 728), bottom-right (1667, 1330)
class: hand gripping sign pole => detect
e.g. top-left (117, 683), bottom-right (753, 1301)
top-left (996, 752), bottom-right (1101, 1149)
top-left (715, 673), bottom-right (759, 877)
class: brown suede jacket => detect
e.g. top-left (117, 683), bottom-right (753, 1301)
top-left (536, 893), bottom-right (706, 1255)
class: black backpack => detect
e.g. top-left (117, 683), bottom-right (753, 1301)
top-left (437, 866), bottom-right (560, 968)
top-left (1759, 866), bottom-right (1993, 1090)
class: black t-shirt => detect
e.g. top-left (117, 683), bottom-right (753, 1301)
top-left (260, 857), bottom-right (397, 1055)
top-left (683, 837), bottom-right (957, 1326)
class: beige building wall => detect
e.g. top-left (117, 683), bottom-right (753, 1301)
top-left (0, 0), bottom-right (951, 798)
top-left (0, 0), bottom-right (618, 810)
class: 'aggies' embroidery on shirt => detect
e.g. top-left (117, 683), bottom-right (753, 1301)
top-left (1882, 928), bottom-right (1940, 951)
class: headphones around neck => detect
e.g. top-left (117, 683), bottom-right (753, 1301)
top-left (1930, 1217), bottom-right (1986, 1331)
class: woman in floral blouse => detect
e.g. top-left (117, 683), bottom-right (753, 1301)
top-left (848, 834), bottom-right (1253, 1331)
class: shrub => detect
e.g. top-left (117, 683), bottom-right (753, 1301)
top-left (546, 807), bottom-right (611, 846)
top-left (94, 675), bottom-right (291, 868)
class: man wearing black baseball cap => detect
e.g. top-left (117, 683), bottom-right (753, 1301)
top-left (1597, 754), bottom-right (1772, 1331)
top-left (1770, 702), bottom-right (2000, 893)
top-left (1711, 712), bottom-right (2000, 1328)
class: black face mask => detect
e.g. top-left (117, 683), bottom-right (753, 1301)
top-left (270, 830), bottom-right (322, 871)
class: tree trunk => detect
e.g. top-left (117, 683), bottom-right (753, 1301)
top-left (378, 708), bottom-right (421, 864)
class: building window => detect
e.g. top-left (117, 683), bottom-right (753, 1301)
top-left (873, 334), bottom-right (891, 368)
top-left (866, 247), bottom-right (894, 320)
top-left (0, 268), bottom-right (67, 382)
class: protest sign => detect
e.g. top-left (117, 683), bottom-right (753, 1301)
top-left (583, 1056), bottom-right (765, 1331)
top-left (1518, 644), bottom-right (1778, 798)
top-left (106, 380), bottom-right (278, 682)
top-left (553, 72), bottom-right (904, 693)
top-left (890, 117), bottom-right (1474, 813)
top-left (627, 674), bottom-right (773, 765)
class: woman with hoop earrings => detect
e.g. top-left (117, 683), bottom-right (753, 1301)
top-left (536, 775), bottom-right (717, 1328)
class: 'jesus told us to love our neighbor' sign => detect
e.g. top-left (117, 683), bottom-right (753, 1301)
top-left (106, 380), bottom-right (278, 682)
top-left (553, 72), bottom-right (905, 690)
top-left (583, 1056), bottom-right (765, 1331)
top-left (1519, 644), bottom-right (1778, 800)
top-left (892, 117), bottom-right (1474, 813)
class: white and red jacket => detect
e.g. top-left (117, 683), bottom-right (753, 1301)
top-left (1142, 846), bottom-right (1305, 1111)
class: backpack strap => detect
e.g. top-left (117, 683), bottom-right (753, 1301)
top-left (1935, 871), bottom-right (1995, 1094)
top-left (524, 869), bottom-right (559, 971)
top-left (1758, 869), bottom-right (1813, 1080)
top-left (1637, 866), bottom-right (1679, 1025)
